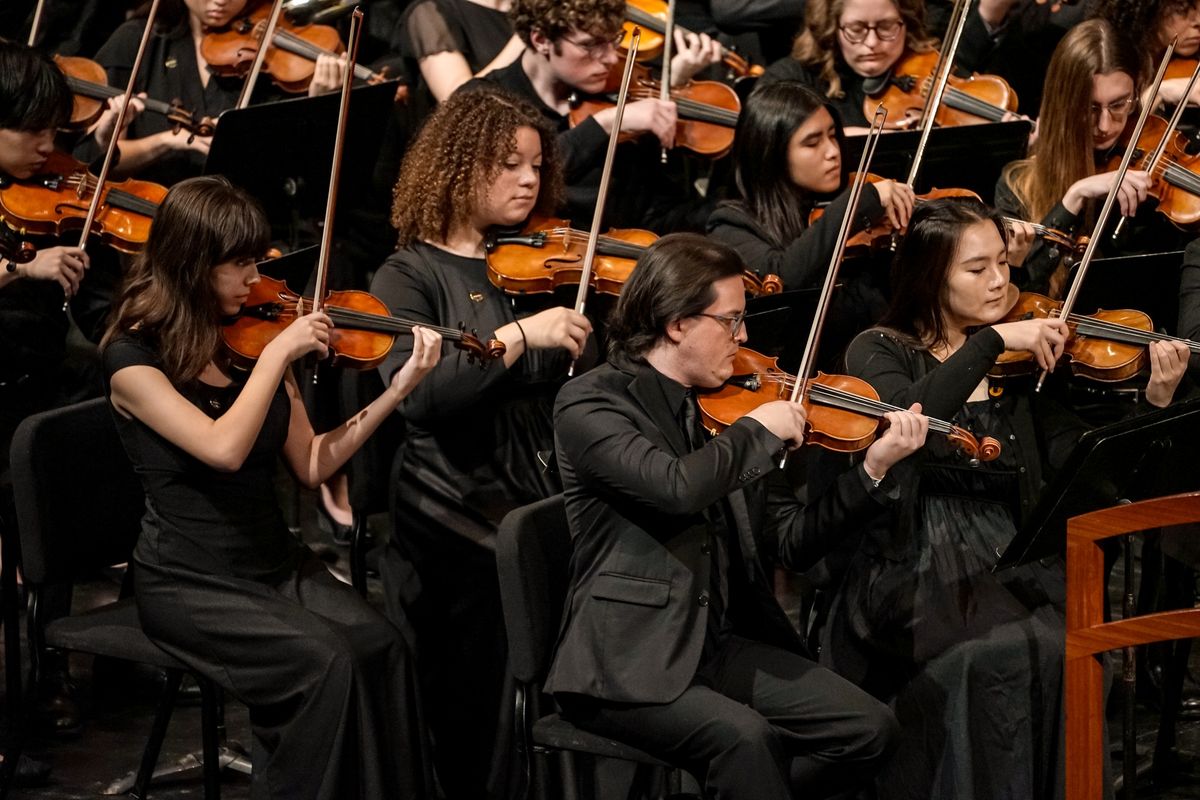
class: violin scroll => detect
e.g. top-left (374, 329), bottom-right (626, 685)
top-left (945, 425), bottom-right (1002, 465)
top-left (456, 324), bottom-right (507, 367)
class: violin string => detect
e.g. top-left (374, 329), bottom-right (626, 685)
top-left (1068, 314), bottom-right (1200, 353)
top-left (752, 375), bottom-right (957, 434)
top-left (1160, 162), bottom-right (1200, 195)
top-left (624, 89), bottom-right (739, 127)
top-left (303, 302), bottom-right (469, 339)
top-left (919, 76), bottom-right (1008, 122)
top-left (271, 27), bottom-right (378, 80)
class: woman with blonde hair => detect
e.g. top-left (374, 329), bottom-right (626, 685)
top-left (760, 0), bottom-right (935, 132)
top-left (995, 18), bottom-right (1158, 296)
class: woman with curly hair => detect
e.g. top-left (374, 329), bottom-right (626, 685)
top-left (1091, 0), bottom-right (1200, 107)
top-left (369, 87), bottom-right (592, 800)
top-left (760, 0), bottom-right (935, 132)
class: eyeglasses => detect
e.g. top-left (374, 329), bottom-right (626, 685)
top-left (559, 30), bottom-right (625, 60)
top-left (1090, 97), bottom-right (1136, 121)
top-left (694, 310), bottom-right (747, 339)
top-left (837, 18), bottom-right (905, 44)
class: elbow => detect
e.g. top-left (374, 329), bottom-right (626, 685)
top-left (207, 448), bottom-right (249, 474)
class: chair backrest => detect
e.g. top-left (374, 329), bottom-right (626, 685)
top-left (10, 397), bottom-right (145, 586)
top-left (496, 494), bottom-right (572, 685)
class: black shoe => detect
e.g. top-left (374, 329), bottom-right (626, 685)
top-left (0, 752), bottom-right (52, 787)
top-left (317, 501), bottom-right (355, 546)
top-left (35, 672), bottom-right (83, 737)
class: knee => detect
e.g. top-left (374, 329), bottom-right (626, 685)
top-left (711, 708), bottom-right (781, 756)
top-left (846, 698), bottom-right (900, 765)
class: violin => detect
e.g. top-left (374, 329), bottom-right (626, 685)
top-left (485, 215), bottom-right (782, 297)
top-left (989, 289), bottom-right (1200, 381)
top-left (807, 176), bottom-right (1078, 258)
top-left (620, 0), bottom-right (763, 79)
top-left (201, 0), bottom-right (386, 93)
top-left (0, 150), bottom-right (166, 253)
top-left (1166, 57), bottom-right (1199, 82)
top-left (568, 55), bottom-right (741, 158)
top-left (698, 347), bottom-right (1001, 461)
top-left (221, 274), bottom-right (505, 369)
top-left (866, 49), bottom-right (1019, 129)
top-left (54, 55), bottom-right (215, 139)
top-left (1108, 114), bottom-right (1200, 230)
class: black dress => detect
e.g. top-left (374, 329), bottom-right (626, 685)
top-left (370, 241), bottom-right (569, 800)
top-left (824, 326), bottom-right (1083, 800)
top-left (102, 333), bottom-right (433, 800)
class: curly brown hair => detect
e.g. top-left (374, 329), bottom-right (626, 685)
top-left (790, 0), bottom-right (935, 101)
top-left (509, 0), bottom-right (624, 46)
top-left (1091, 0), bottom-right (1198, 76)
top-left (391, 87), bottom-right (564, 247)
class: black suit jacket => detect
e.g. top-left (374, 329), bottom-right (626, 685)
top-left (545, 359), bottom-right (896, 704)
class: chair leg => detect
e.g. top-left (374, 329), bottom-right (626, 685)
top-left (199, 679), bottom-right (222, 800)
top-left (349, 513), bottom-right (368, 597)
top-left (558, 749), bottom-right (580, 800)
top-left (128, 669), bottom-right (184, 800)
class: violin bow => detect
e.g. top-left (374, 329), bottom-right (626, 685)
top-left (1112, 48), bottom-right (1200, 240)
top-left (658, 0), bottom-right (676, 164)
top-left (1037, 42), bottom-right (1177, 392)
top-left (567, 27), bottom-right (642, 376)
top-left (906, 0), bottom-right (969, 184)
top-left (914, 0), bottom-right (967, 135)
top-left (780, 106), bottom-right (888, 466)
top-left (66, 0), bottom-right (164, 310)
top-left (26, 0), bottom-right (47, 46)
top-left (236, 0), bottom-right (287, 109)
top-left (310, 6), bottom-right (362, 315)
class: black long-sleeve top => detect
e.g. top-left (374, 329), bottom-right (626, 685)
top-left (706, 183), bottom-right (885, 290)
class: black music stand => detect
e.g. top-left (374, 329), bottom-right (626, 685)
top-left (995, 397), bottom-right (1200, 571)
top-left (1071, 250), bottom-right (1185, 336)
top-left (841, 120), bottom-right (1033, 203)
top-left (744, 288), bottom-right (828, 373)
top-left (204, 80), bottom-right (400, 242)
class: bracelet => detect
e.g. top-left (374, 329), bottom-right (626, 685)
top-left (513, 318), bottom-right (527, 350)
top-left (2, 258), bottom-right (13, 274)
top-left (864, 464), bottom-right (885, 488)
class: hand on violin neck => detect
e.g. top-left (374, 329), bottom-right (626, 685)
top-left (993, 317), bottom-right (1069, 372)
top-left (745, 400), bottom-right (807, 451)
top-left (91, 94), bottom-right (146, 150)
top-left (1003, 218), bottom-right (1036, 268)
top-left (308, 52), bottom-right (348, 97)
top-left (668, 29), bottom-right (722, 87)
top-left (387, 325), bottom-right (443, 403)
top-left (977, 0), bottom-right (1021, 28)
top-left (863, 403), bottom-right (927, 481)
top-left (1145, 339), bottom-right (1191, 408)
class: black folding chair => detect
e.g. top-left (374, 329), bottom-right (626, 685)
top-left (496, 495), bottom-right (690, 800)
top-left (3, 398), bottom-right (231, 799)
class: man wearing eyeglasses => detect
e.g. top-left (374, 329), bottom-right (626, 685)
top-left (460, 0), bottom-right (724, 232)
top-left (546, 233), bottom-right (929, 799)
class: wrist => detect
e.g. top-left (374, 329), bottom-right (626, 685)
top-left (863, 459), bottom-right (887, 485)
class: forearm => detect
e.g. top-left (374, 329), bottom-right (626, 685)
top-left (108, 132), bottom-right (172, 177)
top-left (302, 383), bottom-right (404, 486)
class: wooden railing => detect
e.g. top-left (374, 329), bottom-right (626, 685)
top-left (1065, 491), bottom-right (1200, 798)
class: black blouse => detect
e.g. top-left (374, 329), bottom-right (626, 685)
top-left (103, 333), bottom-right (300, 581)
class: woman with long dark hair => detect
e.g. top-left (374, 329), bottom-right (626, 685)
top-left (102, 175), bottom-right (439, 799)
top-left (707, 80), bottom-right (913, 292)
top-left (823, 196), bottom-right (1189, 799)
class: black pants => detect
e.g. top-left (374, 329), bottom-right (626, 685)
top-left (134, 549), bottom-right (434, 800)
top-left (560, 635), bottom-right (898, 800)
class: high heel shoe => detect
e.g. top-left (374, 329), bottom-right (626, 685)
top-left (317, 500), bottom-right (355, 546)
